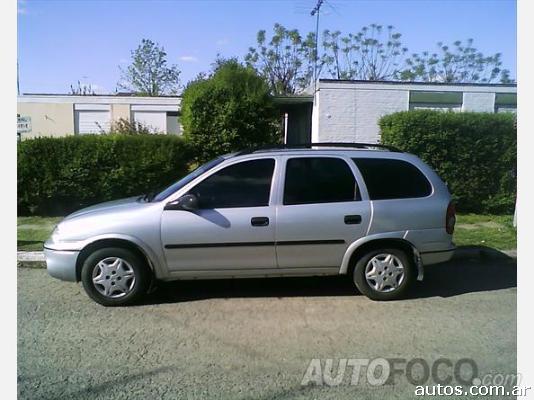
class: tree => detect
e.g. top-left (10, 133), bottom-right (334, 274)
top-left (245, 24), bottom-right (315, 95)
top-left (399, 39), bottom-right (512, 83)
top-left (181, 59), bottom-right (280, 162)
top-left (117, 39), bottom-right (181, 96)
top-left (70, 80), bottom-right (95, 95)
top-left (322, 24), bottom-right (408, 80)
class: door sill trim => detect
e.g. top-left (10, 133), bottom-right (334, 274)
top-left (162, 266), bottom-right (341, 281)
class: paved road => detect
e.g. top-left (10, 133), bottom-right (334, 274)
top-left (18, 253), bottom-right (516, 399)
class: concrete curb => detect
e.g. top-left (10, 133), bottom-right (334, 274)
top-left (17, 251), bottom-right (46, 269)
top-left (16, 247), bottom-right (517, 270)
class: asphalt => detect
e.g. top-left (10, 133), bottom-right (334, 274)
top-left (18, 252), bottom-right (517, 399)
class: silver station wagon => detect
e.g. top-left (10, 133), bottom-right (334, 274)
top-left (45, 143), bottom-right (456, 306)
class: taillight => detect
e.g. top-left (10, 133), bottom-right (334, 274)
top-left (446, 202), bottom-right (456, 235)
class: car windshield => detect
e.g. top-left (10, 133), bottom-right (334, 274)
top-left (152, 157), bottom-right (225, 202)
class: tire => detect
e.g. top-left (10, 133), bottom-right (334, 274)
top-left (352, 248), bottom-right (414, 301)
top-left (81, 247), bottom-right (150, 306)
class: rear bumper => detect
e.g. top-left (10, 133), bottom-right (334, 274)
top-left (44, 247), bottom-right (79, 282)
top-left (420, 247), bottom-right (455, 266)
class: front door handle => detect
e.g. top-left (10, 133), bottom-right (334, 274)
top-left (251, 217), bottom-right (269, 227)
top-left (344, 215), bottom-right (362, 225)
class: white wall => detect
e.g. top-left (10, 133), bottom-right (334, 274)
top-left (462, 92), bottom-right (496, 112)
top-left (315, 86), bottom-right (409, 143)
top-left (313, 81), bottom-right (516, 143)
top-left (316, 88), bottom-right (357, 142)
top-left (353, 89), bottom-right (409, 143)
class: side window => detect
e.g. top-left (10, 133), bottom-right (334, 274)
top-left (284, 157), bottom-right (358, 205)
top-left (189, 159), bottom-right (275, 209)
top-left (352, 158), bottom-right (432, 200)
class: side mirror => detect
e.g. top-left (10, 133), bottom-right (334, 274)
top-left (164, 194), bottom-right (199, 211)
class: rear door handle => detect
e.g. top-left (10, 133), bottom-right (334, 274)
top-left (251, 217), bottom-right (269, 227)
top-left (344, 215), bottom-right (362, 225)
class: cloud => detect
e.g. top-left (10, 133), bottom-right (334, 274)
top-left (216, 38), bottom-right (230, 46)
top-left (179, 55), bottom-right (198, 63)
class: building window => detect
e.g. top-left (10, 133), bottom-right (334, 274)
top-left (495, 93), bottom-right (517, 113)
top-left (409, 90), bottom-right (463, 112)
top-left (166, 111), bottom-right (181, 135)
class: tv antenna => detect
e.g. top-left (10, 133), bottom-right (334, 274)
top-left (311, 0), bottom-right (324, 93)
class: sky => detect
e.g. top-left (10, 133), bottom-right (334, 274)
top-left (17, 0), bottom-right (517, 94)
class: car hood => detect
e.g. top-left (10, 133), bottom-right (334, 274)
top-left (64, 196), bottom-right (145, 220)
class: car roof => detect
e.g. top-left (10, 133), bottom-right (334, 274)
top-left (224, 143), bottom-right (404, 159)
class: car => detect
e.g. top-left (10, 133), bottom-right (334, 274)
top-left (45, 143), bottom-right (456, 306)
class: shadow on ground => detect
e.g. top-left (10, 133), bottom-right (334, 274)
top-left (139, 246), bottom-right (516, 306)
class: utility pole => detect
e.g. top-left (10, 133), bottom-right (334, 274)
top-left (311, 0), bottom-right (324, 93)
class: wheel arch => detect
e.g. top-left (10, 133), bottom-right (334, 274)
top-left (340, 234), bottom-right (422, 278)
top-left (75, 238), bottom-right (157, 282)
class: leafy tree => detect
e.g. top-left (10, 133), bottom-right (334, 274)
top-left (117, 39), bottom-right (181, 96)
top-left (322, 24), bottom-right (407, 80)
top-left (70, 80), bottom-right (95, 95)
top-left (245, 24), bottom-right (315, 95)
top-left (181, 59), bottom-right (280, 162)
top-left (399, 39), bottom-right (512, 83)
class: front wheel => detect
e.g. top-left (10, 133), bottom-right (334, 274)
top-left (352, 248), bottom-right (414, 301)
top-left (81, 247), bottom-right (149, 306)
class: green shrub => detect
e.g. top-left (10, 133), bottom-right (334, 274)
top-left (108, 118), bottom-right (155, 135)
top-left (380, 110), bottom-right (516, 214)
top-left (18, 135), bottom-right (194, 215)
top-left (181, 59), bottom-right (281, 162)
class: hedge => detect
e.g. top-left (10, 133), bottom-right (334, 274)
top-left (380, 110), bottom-right (516, 214)
top-left (18, 135), bottom-right (194, 216)
top-left (181, 59), bottom-right (280, 163)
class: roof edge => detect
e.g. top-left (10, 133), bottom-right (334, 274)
top-left (318, 79), bottom-right (517, 88)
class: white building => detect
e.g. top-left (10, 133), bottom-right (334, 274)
top-left (18, 80), bottom-right (516, 143)
top-left (17, 94), bottom-right (181, 138)
top-left (278, 80), bottom-right (517, 144)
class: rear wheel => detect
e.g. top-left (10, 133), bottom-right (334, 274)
top-left (352, 248), bottom-right (414, 301)
top-left (81, 247), bottom-right (149, 306)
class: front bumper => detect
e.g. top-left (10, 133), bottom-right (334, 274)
top-left (44, 247), bottom-right (79, 282)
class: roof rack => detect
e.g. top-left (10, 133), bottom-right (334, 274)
top-left (236, 142), bottom-right (402, 156)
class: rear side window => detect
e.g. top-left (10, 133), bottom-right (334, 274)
top-left (189, 159), bottom-right (275, 208)
top-left (284, 157), bottom-right (358, 205)
top-left (352, 158), bottom-right (432, 200)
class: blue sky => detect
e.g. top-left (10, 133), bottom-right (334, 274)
top-left (17, 0), bottom-right (517, 94)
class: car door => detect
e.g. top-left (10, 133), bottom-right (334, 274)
top-left (275, 155), bottom-right (371, 269)
top-left (161, 157), bottom-right (277, 271)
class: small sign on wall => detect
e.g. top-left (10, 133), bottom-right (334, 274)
top-left (18, 116), bottom-right (32, 134)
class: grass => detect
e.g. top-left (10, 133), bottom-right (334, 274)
top-left (17, 216), bottom-right (63, 251)
top-left (454, 214), bottom-right (516, 250)
top-left (17, 213), bottom-right (517, 252)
